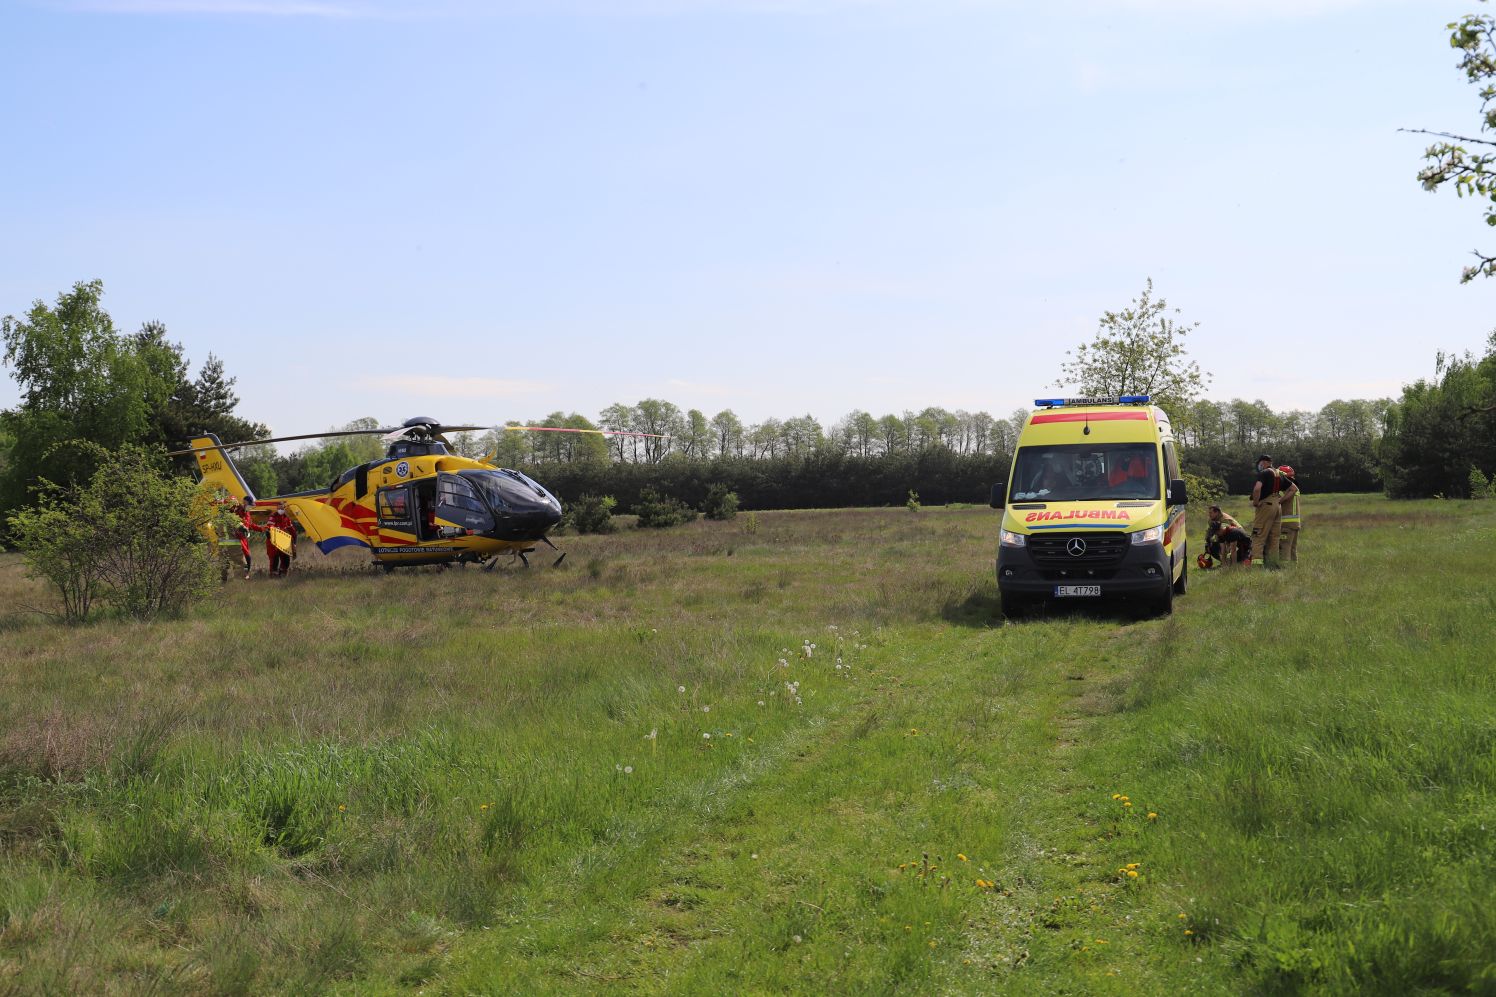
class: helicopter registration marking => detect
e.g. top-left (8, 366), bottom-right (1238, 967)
top-left (395, 461), bottom-right (410, 478)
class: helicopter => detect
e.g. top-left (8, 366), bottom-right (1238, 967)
top-left (172, 417), bottom-right (663, 571)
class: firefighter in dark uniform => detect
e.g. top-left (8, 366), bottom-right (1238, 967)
top-left (1249, 455), bottom-right (1297, 566)
top-left (1205, 505), bottom-right (1252, 564)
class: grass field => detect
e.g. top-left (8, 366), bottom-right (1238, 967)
top-left (1, 494), bottom-right (1493, 995)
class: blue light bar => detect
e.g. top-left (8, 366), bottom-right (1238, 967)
top-left (1119, 394), bottom-right (1151, 404)
top-left (1034, 398), bottom-right (1067, 407)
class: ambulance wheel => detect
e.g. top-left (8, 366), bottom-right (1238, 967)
top-left (1152, 581), bottom-right (1174, 617)
top-left (1173, 556), bottom-right (1188, 595)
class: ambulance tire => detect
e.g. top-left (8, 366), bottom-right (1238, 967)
top-left (1172, 553), bottom-right (1188, 595)
top-left (1151, 581), bottom-right (1174, 617)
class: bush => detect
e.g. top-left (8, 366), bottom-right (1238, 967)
top-left (701, 483), bottom-right (739, 521)
top-left (1469, 466), bottom-right (1494, 499)
top-left (562, 494), bottom-right (617, 534)
top-left (7, 444), bottom-right (219, 622)
top-left (906, 489), bottom-right (921, 512)
top-left (7, 498), bottom-right (105, 622)
top-left (634, 487), bottom-right (698, 529)
top-left (1182, 471), bottom-right (1227, 505)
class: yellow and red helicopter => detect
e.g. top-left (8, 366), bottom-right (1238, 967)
top-left (173, 418), bottom-right (661, 571)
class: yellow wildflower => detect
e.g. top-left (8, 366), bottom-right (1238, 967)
top-left (1147, 812), bottom-right (1158, 820)
top-left (1127, 870), bottom-right (1139, 879)
top-left (957, 854), bottom-right (968, 862)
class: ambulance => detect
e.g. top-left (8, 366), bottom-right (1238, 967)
top-left (990, 395), bottom-right (1188, 617)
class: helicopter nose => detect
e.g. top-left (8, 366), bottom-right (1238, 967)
top-left (484, 471), bottom-right (562, 540)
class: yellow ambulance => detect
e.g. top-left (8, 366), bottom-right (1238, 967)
top-left (989, 395), bottom-right (1188, 617)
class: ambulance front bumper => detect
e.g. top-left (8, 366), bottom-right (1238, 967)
top-left (996, 534), bottom-right (1174, 597)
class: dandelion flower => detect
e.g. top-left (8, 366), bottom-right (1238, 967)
top-left (1112, 793), bottom-right (1122, 800)
top-left (1148, 812), bottom-right (1158, 820)
top-left (702, 732), bottom-right (712, 740)
top-left (928, 940), bottom-right (937, 949)
top-left (1178, 913), bottom-right (1187, 920)
top-left (1184, 929), bottom-right (1194, 936)
top-left (702, 705), bottom-right (710, 713)
top-left (1125, 863), bottom-right (1140, 870)
top-left (338, 804), bottom-right (346, 812)
top-left (957, 854), bottom-right (968, 862)
top-left (677, 685), bottom-right (686, 693)
top-left (1127, 870), bottom-right (1139, 879)
top-left (1123, 801), bottom-right (1133, 807)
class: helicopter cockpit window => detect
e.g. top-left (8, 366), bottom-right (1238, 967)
top-left (436, 474), bottom-right (487, 515)
top-left (434, 472), bottom-right (495, 533)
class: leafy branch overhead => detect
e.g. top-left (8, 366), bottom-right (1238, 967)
top-left (1412, 2), bottom-right (1496, 282)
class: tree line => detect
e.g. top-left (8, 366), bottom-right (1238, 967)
top-left (4, 279), bottom-right (1494, 531)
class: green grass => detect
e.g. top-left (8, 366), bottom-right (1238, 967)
top-left (0, 495), bottom-right (1492, 994)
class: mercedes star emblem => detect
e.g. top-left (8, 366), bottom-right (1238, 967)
top-left (1066, 538), bottom-right (1088, 557)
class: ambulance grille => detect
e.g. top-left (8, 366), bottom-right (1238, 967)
top-left (1028, 533), bottom-right (1129, 570)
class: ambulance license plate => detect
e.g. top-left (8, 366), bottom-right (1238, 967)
top-left (1054, 585), bottom-right (1101, 597)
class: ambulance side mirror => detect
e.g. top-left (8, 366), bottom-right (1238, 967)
top-left (1168, 478), bottom-right (1188, 506)
top-left (990, 483), bottom-right (1005, 509)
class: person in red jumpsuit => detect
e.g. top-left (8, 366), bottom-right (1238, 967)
top-left (236, 504), bottom-right (264, 579)
top-left (267, 502), bottom-right (295, 577)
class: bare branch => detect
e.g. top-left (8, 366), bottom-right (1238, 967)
top-left (1399, 127), bottom-right (1496, 147)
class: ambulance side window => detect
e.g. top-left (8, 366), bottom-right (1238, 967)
top-left (1163, 442), bottom-right (1181, 481)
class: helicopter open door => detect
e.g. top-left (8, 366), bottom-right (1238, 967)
top-left (434, 472), bottom-right (495, 534)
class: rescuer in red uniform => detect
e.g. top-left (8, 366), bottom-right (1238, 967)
top-left (267, 502), bottom-right (295, 577)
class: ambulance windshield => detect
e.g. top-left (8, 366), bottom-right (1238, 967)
top-left (1009, 444), bottom-right (1160, 502)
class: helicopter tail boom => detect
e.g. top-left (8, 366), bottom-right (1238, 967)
top-left (188, 434), bottom-right (257, 505)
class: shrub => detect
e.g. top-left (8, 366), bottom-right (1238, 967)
top-left (906, 489), bottom-right (921, 512)
top-left (562, 494), bottom-right (617, 534)
top-left (7, 498), bottom-right (104, 622)
top-left (701, 483), bottom-right (739, 521)
top-left (1181, 471), bottom-right (1227, 506)
top-left (634, 487), bottom-right (698, 529)
top-left (7, 444), bottom-right (219, 622)
top-left (1467, 466), bottom-right (1493, 499)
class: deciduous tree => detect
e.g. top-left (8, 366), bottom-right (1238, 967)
top-left (1055, 278), bottom-right (1210, 414)
top-left (1410, 1), bottom-right (1496, 281)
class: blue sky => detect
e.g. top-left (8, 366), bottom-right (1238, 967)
top-left (1, 0), bottom-right (1492, 437)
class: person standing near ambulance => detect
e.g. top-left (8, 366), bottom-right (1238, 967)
top-left (1277, 465), bottom-right (1301, 562)
top-left (1248, 454), bottom-right (1295, 566)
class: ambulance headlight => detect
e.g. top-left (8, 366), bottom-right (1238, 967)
top-left (1000, 530), bottom-right (1027, 548)
top-left (1130, 526), bottom-right (1163, 545)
